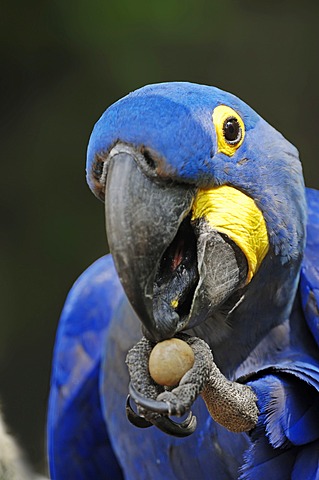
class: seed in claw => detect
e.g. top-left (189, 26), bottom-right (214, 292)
top-left (149, 338), bottom-right (195, 387)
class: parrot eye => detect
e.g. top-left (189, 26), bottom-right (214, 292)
top-left (223, 117), bottom-right (242, 144)
top-left (212, 105), bottom-right (245, 157)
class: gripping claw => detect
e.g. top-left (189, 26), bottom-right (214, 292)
top-left (127, 383), bottom-right (197, 437)
top-left (126, 395), bottom-right (153, 429)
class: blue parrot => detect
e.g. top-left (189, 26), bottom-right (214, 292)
top-left (47, 82), bottom-right (319, 480)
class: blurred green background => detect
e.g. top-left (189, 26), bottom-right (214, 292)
top-left (1, 0), bottom-right (319, 475)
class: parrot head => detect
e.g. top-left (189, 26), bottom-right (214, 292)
top-left (86, 82), bottom-right (306, 370)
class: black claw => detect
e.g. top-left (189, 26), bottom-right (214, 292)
top-left (128, 384), bottom-right (197, 437)
top-left (151, 412), bottom-right (197, 438)
top-left (129, 382), bottom-right (171, 415)
top-left (126, 395), bottom-right (153, 429)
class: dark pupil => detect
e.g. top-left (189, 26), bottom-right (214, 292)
top-left (223, 117), bottom-right (241, 143)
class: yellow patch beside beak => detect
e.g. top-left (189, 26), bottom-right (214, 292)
top-left (191, 186), bottom-right (269, 283)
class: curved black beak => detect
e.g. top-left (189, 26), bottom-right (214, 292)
top-left (105, 144), bottom-right (195, 341)
top-left (105, 144), bottom-right (248, 341)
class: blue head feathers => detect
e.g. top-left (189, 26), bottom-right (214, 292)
top-left (87, 82), bottom-right (306, 264)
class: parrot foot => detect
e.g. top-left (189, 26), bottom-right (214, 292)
top-left (125, 335), bottom-right (212, 436)
top-left (201, 370), bottom-right (259, 432)
top-left (126, 334), bottom-right (259, 436)
top-left (126, 392), bottom-right (197, 437)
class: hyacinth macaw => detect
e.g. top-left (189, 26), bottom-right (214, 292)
top-left (47, 82), bottom-right (319, 480)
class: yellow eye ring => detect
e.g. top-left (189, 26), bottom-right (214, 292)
top-left (212, 105), bottom-right (245, 157)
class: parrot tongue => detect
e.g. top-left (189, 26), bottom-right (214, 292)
top-left (153, 214), bottom-right (199, 335)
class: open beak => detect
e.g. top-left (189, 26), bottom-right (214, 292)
top-left (105, 144), bottom-right (249, 342)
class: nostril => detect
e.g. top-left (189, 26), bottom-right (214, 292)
top-left (138, 146), bottom-right (161, 177)
top-left (132, 145), bottom-right (166, 181)
top-left (143, 149), bottom-right (157, 170)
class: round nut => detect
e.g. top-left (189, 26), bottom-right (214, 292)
top-left (149, 338), bottom-right (195, 387)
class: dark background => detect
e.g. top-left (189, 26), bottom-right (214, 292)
top-left (1, 0), bottom-right (319, 475)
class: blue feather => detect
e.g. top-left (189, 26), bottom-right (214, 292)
top-left (300, 188), bottom-right (319, 346)
top-left (248, 373), bottom-right (319, 448)
top-left (292, 440), bottom-right (319, 480)
top-left (240, 434), bottom-right (299, 480)
top-left (47, 256), bottom-right (124, 479)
